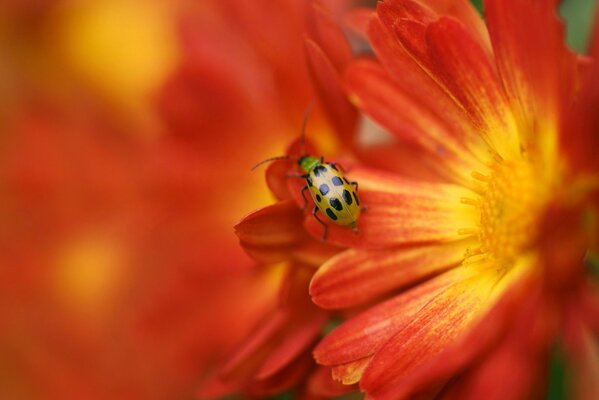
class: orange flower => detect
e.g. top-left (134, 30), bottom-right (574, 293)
top-left (238, 0), bottom-right (599, 398)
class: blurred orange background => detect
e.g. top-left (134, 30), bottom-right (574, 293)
top-left (0, 0), bottom-right (326, 398)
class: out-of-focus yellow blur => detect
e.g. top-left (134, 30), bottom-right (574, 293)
top-left (0, 0), bottom-right (313, 398)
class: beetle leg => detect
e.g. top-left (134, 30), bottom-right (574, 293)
top-left (350, 181), bottom-right (359, 192)
top-left (313, 206), bottom-right (328, 241)
top-left (300, 185), bottom-right (309, 211)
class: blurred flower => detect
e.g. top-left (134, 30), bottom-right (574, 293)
top-left (237, 0), bottom-right (599, 399)
top-left (0, 0), bottom-right (324, 399)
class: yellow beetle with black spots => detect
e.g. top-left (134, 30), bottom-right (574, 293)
top-left (296, 156), bottom-right (361, 240)
top-left (252, 106), bottom-right (365, 240)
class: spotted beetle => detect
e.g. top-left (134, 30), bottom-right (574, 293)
top-left (252, 106), bottom-right (364, 240)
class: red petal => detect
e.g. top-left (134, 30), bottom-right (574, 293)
top-left (308, 0), bottom-right (353, 71)
top-left (256, 311), bottom-right (328, 379)
top-left (390, 271), bottom-right (540, 399)
top-left (249, 352), bottom-right (314, 396)
top-left (313, 267), bottom-right (471, 367)
top-left (564, 316), bottom-right (599, 400)
top-left (235, 201), bottom-right (304, 262)
top-left (303, 167), bottom-right (478, 248)
top-left (360, 266), bottom-right (511, 398)
top-left (305, 38), bottom-right (357, 142)
top-left (219, 310), bottom-right (288, 381)
top-left (409, 0), bottom-right (491, 51)
top-left (367, 12), bottom-right (486, 162)
top-left (485, 0), bottom-right (577, 146)
top-left (344, 8), bottom-right (374, 40)
top-left (307, 366), bottom-right (358, 397)
top-left (425, 17), bottom-right (519, 159)
top-left (265, 159), bottom-right (295, 201)
top-left (345, 59), bottom-right (483, 183)
top-left (310, 239), bottom-right (473, 309)
top-left (331, 357), bottom-right (372, 385)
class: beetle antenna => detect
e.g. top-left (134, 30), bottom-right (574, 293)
top-left (251, 155), bottom-right (290, 171)
top-left (299, 103), bottom-right (314, 156)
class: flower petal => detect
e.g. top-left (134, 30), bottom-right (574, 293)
top-left (425, 16), bottom-right (519, 159)
top-left (485, 0), bottom-right (577, 158)
top-left (360, 264), bottom-right (513, 398)
top-left (310, 239), bottom-right (474, 309)
top-left (256, 311), bottom-right (329, 379)
top-left (392, 267), bottom-right (541, 399)
top-left (313, 267), bottom-right (474, 367)
top-left (408, 0), bottom-right (491, 51)
top-left (304, 167), bottom-right (478, 248)
top-left (367, 8), bottom-right (488, 164)
top-left (305, 38), bottom-right (357, 142)
top-left (235, 201), bottom-right (305, 263)
top-left (307, 366), bottom-right (358, 397)
top-left (345, 59), bottom-right (483, 183)
top-left (308, 0), bottom-right (353, 71)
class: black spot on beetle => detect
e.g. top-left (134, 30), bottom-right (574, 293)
top-left (330, 197), bottom-right (343, 211)
top-left (306, 176), bottom-right (313, 187)
top-left (326, 208), bottom-right (338, 220)
top-left (329, 163), bottom-right (338, 171)
top-left (332, 176), bottom-right (343, 186)
top-left (316, 194), bottom-right (322, 202)
top-left (343, 189), bottom-right (353, 205)
top-left (319, 184), bottom-right (330, 195)
top-left (313, 165), bottom-right (327, 177)
top-left (353, 191), bottom-right (360, 206)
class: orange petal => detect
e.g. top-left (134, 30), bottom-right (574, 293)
top-left (425, 17), bottom-right (519, 159)
top-left (345, 59), bottom-right (483, 183)
top-left (304, 167), bottom-right (478, 248)
top-left (344, 8), bottom-right (374, 40)
top-left (235, 200), bottom-right (304, 257)
top-left (391, 271), bottom-right (540, 399)
top-left (256, 311), bottom-right (329, 379)
top-left (331, 357), bottom-right (372, 385)
top-left (367, 12), bottom-right (486, 162)
top-left (305, 38), bottom-right (357, 142)
top-left (485, 0), bottom-right (577, 151)
top-left (313, 267), bottom-right (471, 367)
top-left (360, 265), bottom-right (511, 398)
top-left (249, 352), bottom-right (314, 396)
top-left (564, 317), bottom-right (599, 400)
top-left (307, 366), bottom-right (358, 397)
top-left (265, 159), bottom-right (295, 201)
top-left (308, 0), bottom-right (353, 71)
top-left (219, 310), bottom-right (288, 381)
top-left (408, 0), bottom-right (491, 51)
top-left (310, 239), bottom-right (474, 309)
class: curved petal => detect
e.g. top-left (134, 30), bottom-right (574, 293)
top-left (360, 259), bottom-right (535, 399)
top-left (307, 366), bottom-right (358, 397)
top-left (303, 167), bottom-right (479, 248)
top-left (313, 267), bottom-right (474, 367)
top-left (367, 6), bottom-right (488, 164)
top-left (345, 59), bottom-right (483, 183)
top-left (425, 17), bottom-right (519, 160)
top-left (360, 264), bottom-right (512, 399)
top-left (256, 311), bottom-right (329, 379)
top-left (305, 38), bottom-right (357, 142)
top-left (485, 0), bottom-right (577, 160)
top-left (310, 239), bottom-right (474, 309)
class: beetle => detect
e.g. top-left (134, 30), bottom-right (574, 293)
top-left (252, 106), bottom-right (364, 240)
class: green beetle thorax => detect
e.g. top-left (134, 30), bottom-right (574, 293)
top-left (298, 156), bottom-right (321, 173)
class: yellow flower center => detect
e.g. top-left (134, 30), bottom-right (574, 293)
top-left (463, 159), bottom-right (547, 269)
top-left (480, 160), bottom-right (543, 262)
